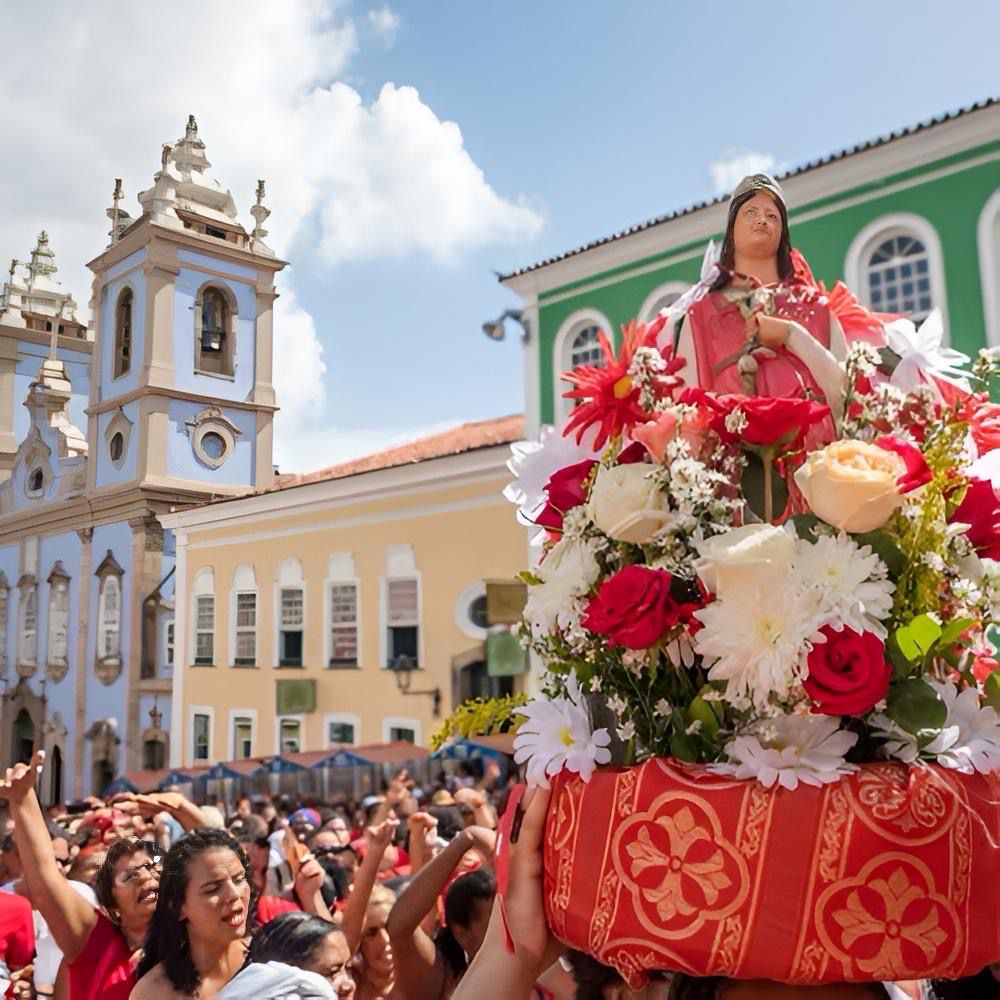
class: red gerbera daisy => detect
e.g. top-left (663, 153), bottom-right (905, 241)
top-left (561, 316), bottom-right (682, 450)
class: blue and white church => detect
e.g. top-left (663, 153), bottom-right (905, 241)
top-left (0, 117), bottom-right (284, 798)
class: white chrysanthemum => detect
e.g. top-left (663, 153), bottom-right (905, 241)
top-left (523, 536), bottom-right (600, 639)
top-left (503, 425), bottom-right (599, 524)
top-left (694, 577), bottom-right (825, 709)
top-left (868, 714), bottom-right (958, 764)
top-left (512, 676), bottom-right (612, 788)
top-left (794, 534), bottom-right (895, 638)
top-left (712, 713), bottom-right (858, 790)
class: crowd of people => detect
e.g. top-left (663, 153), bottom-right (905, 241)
top-left (0, 752), bottom-right (996, 999)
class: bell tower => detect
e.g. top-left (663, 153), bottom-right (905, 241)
top-left (85, 116), bottom-right (285, 501)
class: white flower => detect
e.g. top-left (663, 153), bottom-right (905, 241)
top-left (512, 675), bottom-right (612, 788)
top-left (522, 536), bottom-right (600, 639)
top-left (712, 714), bottom-right (858, 790)
top-left (589, 675), bottom-right (603, 693)
top-left (695, 524), bottom-right (796, 600)
top-left (617, 720), bottom-right (636, 741)
top-left (884, 309), bottom-right (971, 395)
top-left (685, 720), bottom-right (703, 736)
top-left (588, 463), bottom-right (671, 544)
top-left (606, 693), bottom-right (627, 716)
top-left (793, 534), bottom-right (895, 638)
top-left (930, 681), bottom-right (1000, 774)
top-left (694, 575), bottom-right (825, 709)
top-left (869, 713), bottom-right (958, 764)
top-left (504, 425), bottom-right (599, 525)
top-left (654, 698), bottom-right (672, 718)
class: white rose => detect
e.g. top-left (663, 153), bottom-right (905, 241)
top-left (695, 524), bottom-right (795, 599)
top-left (588, 463), bottom-right (670, 544)
top-left (524, 537), bottom-right (600, 638)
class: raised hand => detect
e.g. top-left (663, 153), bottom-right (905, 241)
top-left (0, 751), bottom-right (44, 805)
top-left (407, 810), bottom-right (438, 846)
top-left (294, 852), bottom-right (326, 897)
top-left (364, 816), bottom-right (400, 852)
top-left (453, 786), bottom-right (486, 810)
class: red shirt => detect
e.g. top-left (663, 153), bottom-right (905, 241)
top-left (67, 910), bottom-right (135, 1000)
top-left (0, 890), bottom-right (33, 978)
top-left (255, 895), bottom-right (300, 925)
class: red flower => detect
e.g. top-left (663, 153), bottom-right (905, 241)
top-left (804, 626), bottom-right (891, 716)
top-left (729, 395), bottom-right (830, 450)
top-left (950, 477), bottom-right (1000, 560)
top-left (874, 436), bottom-right (932, 494)
top-left (582, 565), bottom-right (700, 650)
top-left (562, 317), bottom-right (683, 450)
top-left (972, 656), bottom-right (999, 685)
top-left (961, 393), bottom-right (1000, 454)
top-left (533, 459), bottom-right (597, 532)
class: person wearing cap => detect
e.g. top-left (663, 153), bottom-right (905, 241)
top-left (673, 174), bottom-right (847, 434)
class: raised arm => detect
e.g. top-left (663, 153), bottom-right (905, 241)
top-left (0, 752), bottom-right (97, 963)
top-left (340, 816), bottom-right (398, 954)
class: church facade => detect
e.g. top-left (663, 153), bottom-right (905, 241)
top-left (0, 117), bottom-right (282, 798)
top-left (501, 99), bottom-right (1000, 438)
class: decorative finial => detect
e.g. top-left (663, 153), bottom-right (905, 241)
top-left (256, 179), bottom-right (266, 205)
top-left (186, 114), bottom-right (198, 139)
top-left (106, 179), bottom-right (133, 245)
top-left (28, 232), bottom-right (57, 280)
top-left (250, 178), bottom-right (274, 257)
top-left (161, 143), bottom-right (172, 171)
top-left (149, 702), bottom-right (163, 730)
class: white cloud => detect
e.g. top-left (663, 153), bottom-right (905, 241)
top-left (0, 0), bottom-right (541, 470)
top-left (368, 5), bottom-right (401, 46)
top-left (709, 150), bottom-right (778, 194)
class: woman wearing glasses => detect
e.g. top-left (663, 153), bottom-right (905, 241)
top-left (0, 750), bottom-right (206, 1000)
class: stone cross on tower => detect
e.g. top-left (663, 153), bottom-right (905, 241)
top-left (28, 231), bottom-right (57, 282)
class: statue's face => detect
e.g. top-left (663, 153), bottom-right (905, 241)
top-left (732, 191), bottom-right (782, 259)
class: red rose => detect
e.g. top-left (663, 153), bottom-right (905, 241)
top-left (803, 626), bottom-right (891, 716)
top-left (726, 395), bottom-right (831, 449)
top-left (950, 477), bottom-right (1000, 560)
top-left (873, 436), bottom-right (932, 494)
top-left (582, 565), bottom-right (699, 650)
top-left (534, 459), bottom-right (597, 531)
top-left (972, 656), bottom-right (1000, 685)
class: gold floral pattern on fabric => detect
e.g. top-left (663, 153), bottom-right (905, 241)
top-left (815, 855), bottom-right (960, 980)
top-left (612, 794), bottom-right (748, 940)
top-left (819, 784), bottom-right (851, 884)
top-left (737, 783), bottom-right (770, 859)
top-left (589, 868), bottom-right (619, 950)
top-left (848, 764), bottom-right (957, 844)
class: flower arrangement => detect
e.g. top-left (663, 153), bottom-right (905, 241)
top-left (506, 312), bottom-right (1000, 791)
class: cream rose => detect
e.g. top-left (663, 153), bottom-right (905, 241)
top-left (694, 524), bottom-right (795, 598)
top-left (794, 440), bottom-right (908, 534)
top-left (588, 463), bottom-right (670, 544)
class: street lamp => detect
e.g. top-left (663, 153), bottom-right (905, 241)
top-left (481, 308), bottom-right (530, 343)
top-left (389, 654), bottom-right (442, 717)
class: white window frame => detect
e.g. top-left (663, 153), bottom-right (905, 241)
top-left (551, 308), bottom-right (613, 425)
top-left (382, 716), bottom-right (422, 745)
top-left (164, 619), bottom-right (175, 668)
top-left (637, 281), bottom-right (691, 323)
top-left (229, 563), bottom-right (258, 667)
top-left (977, 189), bottom-right (1000, 348)
top-left (0, 574), bottom-right (9, 668)
top-left (274, 558), bottom-right (305, 668)
top-left (46, 566), bottom-right (70, 669)
top-left (326, 575), bottom-right (360, 668)
top-left (844, 213), bottom-right (949, 339)
top-left (382, 574), bottom-right (422, 669)
top-left (275, 714), bottom-right (305, 755)
top-left (454, 580), bottom-right (488, 640)
top-left (324, 712), bottom-right (361, 747)
top-left (228, 708), bottom-right (258, 760)
top-left (192, 567), bottom-right (215, 666)
top-left (17, 578), bottom-right (38, 667)
top-left (189, 705), bottom-right (215, 765)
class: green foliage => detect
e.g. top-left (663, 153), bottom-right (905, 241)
top-left (886, 677), bottom-right (948, 746)
top-left (430, 693), bottom-right (529, 751)
top-left (984, 670), bottom-right (1000, 713)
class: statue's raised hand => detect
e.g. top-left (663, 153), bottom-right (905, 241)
top-left (0, 750), bottom-right (44, 805)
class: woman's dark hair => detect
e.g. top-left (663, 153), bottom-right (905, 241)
top-left (435, 868), bottom-right (496, 977)
top-left (712, 187), bottom-right (793, 291)
top-left (426, 805), bottom-right (464, 843)
top-left (94, 837), bottom-right (152, 918)
top-left (248, 911), bottom-right (345, 969)
top-left (568, 950), bottom-right (673, 1000)
top-left (137, 828), bottom-right (256, 993)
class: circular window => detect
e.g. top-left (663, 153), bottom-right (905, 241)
top-left (201, 432), bottom-right (227, 461)
top-left (469, 594), bottom-right (488, 630)
top-left (28, 469), bottom-right (44, 493)
top-left (109, 432), bottom-right (124, 462)
top-left (455, 582), bottom-right (488, 639)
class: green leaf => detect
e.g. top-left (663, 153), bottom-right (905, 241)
top-left (885, 632), bottom-right (915, 676)
top-left (985, 670), bottom-right (1000, 713)
top-left (669, 730), bottom-right (699, 763)
top-left (935, 617), bottom-right (977, 650)
top-left (894, 615), bottom-right (943, 661)
top-left (740, 451), bottom-right (788, 524)
top-left (886, 677), bottom-right (948, 736)
top-left (518, 570), bottom-right (543, 586)
top-left (788, 513), bottom-right (822, 541)
top-left (853, 530), bottom-right (906, 579)
top-left (688, 695), bottom-right (721, 739)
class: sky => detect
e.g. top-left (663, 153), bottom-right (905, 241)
top-left (0, 1), bottom-right (997, 472)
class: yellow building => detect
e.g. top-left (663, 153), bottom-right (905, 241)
top-left (159, 415), bottom-right (527, 767)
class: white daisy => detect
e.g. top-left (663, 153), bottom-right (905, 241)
top-left (513, 675), bottom-right (612, 788)
top-left (712, 713), bottom-right (859, 790)
top-left (694, 576), bottom-right (825, 710)
top-left (930, 681), bottom-right (1000, 774)
top-left (522, 536), bottom-right (600, 640)
top-left (868, 713), bottom-right (959, 764)
top-left (794, 534), bottom-right (895, 638)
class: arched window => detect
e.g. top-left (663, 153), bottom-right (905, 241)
top-left (845, 215), bottom-right (946, 330)
top-left (193, 567), bottom-right (216, 666)
top-left (143, 738), bottom-right (166, 770)
top-left (47, 563), bottom-right (70, 678)
top-left (95, 550), bottom-right (125, 683)
top-left (17, 575), bottom-right (38, 670)
top-left (276, 558), bottom-right (305, 667)
top-left (977, 190), bottom-right (1000, 348)
top-left (49, 745), bottom-right (64, 805)
top-left (638, 281), bottom-right (691, 324)
top-left (0, 572), bottom-right (9, 669)
top-left (552, 309), bottom-right (613, 425)
top-left (194, 284), bottom-right (236, 377)
top-left (231, 563), bottom-right (257, 667)
top-left (114, 287), bottom-right (133, 379)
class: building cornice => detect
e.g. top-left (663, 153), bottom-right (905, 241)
top-left (86, 385), bottom-right (279, 417)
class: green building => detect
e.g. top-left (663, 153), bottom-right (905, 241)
top-left (500, 99), bottom-right (1000, 436)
